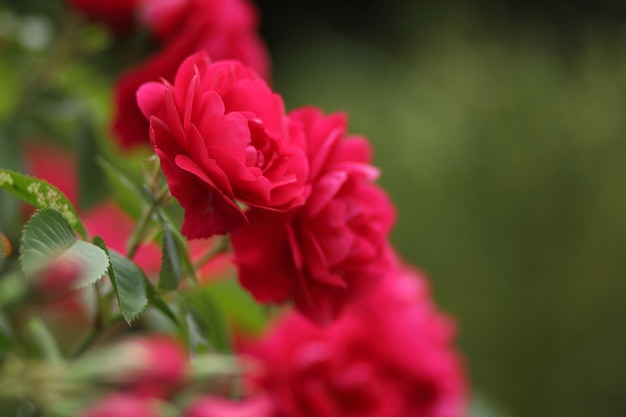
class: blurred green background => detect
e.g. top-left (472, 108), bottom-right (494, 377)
top-left (2, 0), bottom-right (626, 416)
top-left (259, 1), bottom-right (626, 416)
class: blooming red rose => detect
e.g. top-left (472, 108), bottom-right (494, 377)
top-left (243, 266), bottom-right (467, 417)
top-left (231, 107), bottom-right (395, 323)
top-left (185, 396), bottom-right (274, 417)
top-left (137, 52), bottom-right (308, 238)
top-left (68, 0), bottom-right (139, 33)
top-left (114, 0), bottom-right (270, 149)
top-left (110, 335), bottom-right (188, 398)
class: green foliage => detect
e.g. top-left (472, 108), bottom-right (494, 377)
top-left (97, 157), bottom-right (145, 221)
top-left (20, 209), bottom-right (107, 287)
top-left (186, 287), bottom-right (233, 354)
top-left (0, 169), bottom-right (87, 239)
top-left (77, 116), bottom-right (107, 211)
top-left (93, 238), bottom-right (148, 325)
top-left (158, 223), bottom-right (182, 291)
top-left (144, 277), bottom-right (180, 326)
top-left (205, 278), bottom-right (268, 335)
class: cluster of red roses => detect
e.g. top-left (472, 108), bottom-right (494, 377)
top-left (81, 269), bottom-right (465, 417)
top-left (62, 0), bottom-right (468, 416)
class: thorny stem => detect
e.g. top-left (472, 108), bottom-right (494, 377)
top-left (126, 184), bottom-right (170, 260)
top-left (192, 236), bottom-right (230, 271)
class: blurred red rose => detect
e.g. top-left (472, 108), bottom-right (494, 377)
top-left (137, 52), bottom-right (308, 238)
top-left (111, 335), bottom-right (188, 398)
top-left (29, 256), bottom-right (83, 304)
top-left (231, 107), bottom-right (395, 324)
top-left (68, 0), bottom-right (139, 33)
top-left (185, 396), bottom-right (274, 417)
top-left (243, 266), bottom-right (467, 417)
top-left (114, 0), bottom-right (270, 149)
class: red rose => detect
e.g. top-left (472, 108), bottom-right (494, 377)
top-left (137, 52), bottom-right (308, 238)
top-left (68, 0), bottom-right (138, 33)
top-left (231, 107), bottom-right (395, 323)
top-left (137, 0), bottom-right (189, 40)
top-left (111, 335), bottom-right (188, 398)
top-left (185, 396), bottom-right (274, 417)
top-left (29, 256), bottom-right (83, 303)
top-left (114, 0), bottom-right (270, 149)
top-left (243, 266), bottom-right (467, 417)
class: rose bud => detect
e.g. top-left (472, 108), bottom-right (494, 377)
top-left (28, 256), bottom-right (83, 304)
top-left (185, 396), bottom-right (274, 417)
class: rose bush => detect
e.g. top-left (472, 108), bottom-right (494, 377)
top-left (137, 52), bottom-right (308, 238)
top-left (1, 1), bottom-right (472, 416)
top-left (243, 264), bottom-right (467, 417)
top-left (231, 107), bottom-right (395, 323)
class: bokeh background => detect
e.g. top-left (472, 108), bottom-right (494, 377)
top-left (2, 0), bottom-right (626, 416)
top-left (256, 1), bottom-right (626, 416)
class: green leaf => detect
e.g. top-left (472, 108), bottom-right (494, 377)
top-left (77, 116), bottom-right (107, 211)
top-left (0, 168), bottom-right (87, 239)
top-left (94, 236), bottom-right (179, 327)
top-left (103, 244), bottom-right (148, 325)
top-left (97, 157), bottom-right (145, 220)
top-left (186, 287), bottom-right (232, 353)
top-left (0, 271), bottom-right (27, 309)
top-left (186, 307), bottom-right (211, 354)
top-left (154, 205), bottom-right (198, 285)
top-left (145, 278), bottom-right (180, 326)
top-left (0, 312), bottom-right (16, 356)
top-left (158, 223), bottom-right (181, 291)
top-left (20, 209), bottom-right (108, 287)
top-left (205, 278), bottom-right (268, 335)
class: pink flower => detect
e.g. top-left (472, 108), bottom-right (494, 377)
top-left (29, 256), bottom-right (83, 303)
top-left (137, 52), bottom-right (308, 238)
top-left (81, 394), bottom-right (164, 417)
top-left (185, 396), bottom-right (274, 417)
top-left (68, 0), bottom-right (139, 33)
top-left (243, 266), bottom-right (467, 417)
top-left (231, 107), bottom-right (395, 323)
top-left (111, 335), bottom-right (188, 398)
top-left (114, 0), bottom-right (270, 149)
